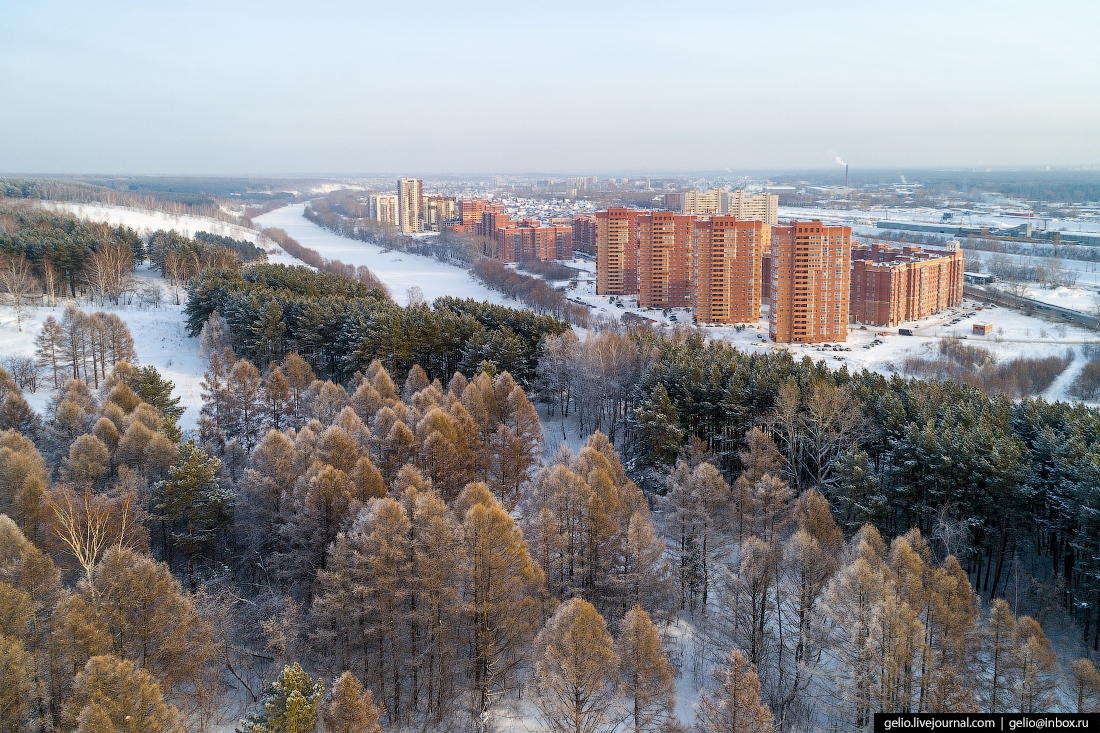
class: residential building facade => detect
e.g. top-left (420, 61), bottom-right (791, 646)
top-left (497, 220), bottom-right (572, 262)
top-left (398, 178), bottom-right (423, 233)
top-left (367, 194), bottom-right (400, 227)
top-left (728, 191), bottom-right (779, 226)
top-left (638, 211), bottom-right (694, 308)
top-left (571, 214), bottom-right (598, 255)
top-left (770, 221), bottom-right (852, 343)
top-left (850, 242), bottom-right (964, 326)
top-left (596, 208), bottom-right (639, 295)
top-left (694, 217), bottom-right (769, 323)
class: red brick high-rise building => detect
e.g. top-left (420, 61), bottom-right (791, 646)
top-left (497, 220), bottom-right (573, 262)
top-left (638, 211), bottom-right (694, 308)
top-left (770, 221), bottom-right (852, 343)
top-left (571, 214), bottom-right (598, 255)
top-left (458, 198), bottom-right (488, 225)
top-left (850, 242), bottom-right (964, 326)
top-left (596, 208), bottom-right (640, 296)
top-left (694, 217), bottom-right (768, 324)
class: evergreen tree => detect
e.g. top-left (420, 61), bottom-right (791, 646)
top-left (240, 663), bottom-right (324, 733)
top-left (153, 441), bottom-right (231, 587)
top-left (134, 366), bottom-right (185, 435)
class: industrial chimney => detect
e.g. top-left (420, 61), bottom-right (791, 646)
top-left (845, 164), bottom-right (849, 189)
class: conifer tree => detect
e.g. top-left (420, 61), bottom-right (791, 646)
top-left (822, 525), bottom-right (886, 728)
top-left (530, 598), bottom-right (622, 733)
top-left (35, 315), bottom-right (65, 389)
top-left (1013, 616), bottom-right (1058, 713)
top-left (615, 605), bottom-right (676, 733)
top-left (89, 548), bottom-right (214, 700)
top-left (1069, 658), bottom-right (1100, 713)
top-left (983, 598), bottom-right (1016, 713)
top-left (0, 634), bottom-right (35, 733)
top-left (153, 441), bottom-right (230, 586)
top-left (71, 655), bottom-right (180, 733)
top-left (463, 488), bottom-right (543, 720)
top-left (241, 663), bottom-right (324, 733)
top-left (134, 366), bottom-right (185, 433)
top-left (322, 671), bottom-right (382, 733)
top-left (697, 648), bottom-right (775, 733)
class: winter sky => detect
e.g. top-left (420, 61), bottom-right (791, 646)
top-left (1, 0), bottom-right (1098, 175)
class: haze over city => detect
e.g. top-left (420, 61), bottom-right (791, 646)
top-left (7, 4), bottom-right (1100, 733)
top-left (2, 0), bottom-right (1099, 174)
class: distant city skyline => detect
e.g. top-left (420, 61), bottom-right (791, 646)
top-left (2, 1), bottom-right (1098, 175)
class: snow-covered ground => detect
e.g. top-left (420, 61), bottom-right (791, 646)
top-left (44, 201), bottom-right (260, 242)
top-left (0, 265), bottom-right (205, 429)
top-left (253, 204), bottom-right (516, 308)
top-left (39, 201), bottom-right (307, 270)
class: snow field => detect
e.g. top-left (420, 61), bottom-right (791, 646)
top-left (44, 201), bottom-right (261, 242)
top-left (0, 265), bottom-right (206, 430)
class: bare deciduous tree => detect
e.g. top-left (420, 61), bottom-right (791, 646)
top-left (0, 253), bottom-right (38, 332)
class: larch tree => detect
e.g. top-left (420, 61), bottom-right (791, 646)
top-left (529, 597), bottom-right (622, 733)
top-left (322, 670), bottom-right (382, 733)
top-left (821, 525), bottom-right (886, 729)
top-left (462, 485), bottom-right (544, 722)
top-left (615, 605), bottom-right (676, 733)
top-left (1013, 616), bottom-right (1058, 713)
top-left (696, 648), bottom-right (775, 733)
top-left (982, 598), bottom-right (1017, 713)
top-left (89, 548), bottom-right (215, 703)
top-left (70, 654), bottom-right (180, 733)
top-left (0, 634), bottom-right (36, 733)
top-left (1069, 658), bottom-right (1100, 713)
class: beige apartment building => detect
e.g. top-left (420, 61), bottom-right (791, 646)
top-left (682, 189), bottom-right (778, 225)
top-left (367, 194), bottom-right (400, 226)
top-left (398, 178), bottom-right (423, 233)
top-left (424, 195), bottom-right (457, 232)
top-left (728, 190), bottom-right (778, 226)
top-left (683, 188), bottom-right (726, 215)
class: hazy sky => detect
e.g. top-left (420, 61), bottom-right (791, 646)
top-left (2, 1), bottom-right (1098, 175)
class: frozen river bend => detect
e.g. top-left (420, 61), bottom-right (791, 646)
top-left (254, 204), bottom-right (514, 308)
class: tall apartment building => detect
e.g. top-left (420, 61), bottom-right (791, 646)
top-left (850, 242), bottom-right (964, 326)
top-left (424, 195), bottom-right (457, 232)
top-left (596, 208), bottom-right (640, 296)
top-left (367, 194), bottom-right (400, 227)
top-left (638, 211), bottom-right (694, 308)
top-left (728, 191), bottom-right (779, 226)
top-left (398, 178), bottom-right (423, 233)
top-left (478, 207), bottom-right (510, 239)
top-left (683, 188), bottom-right (726, 215)
top-left (458, 198), bottom-right (488, 224)
top-left (770, 221), bottom-right (852, 343)
top-left (497, 220), bottom-right (573, 262)
top-left (571, 214), bottom-right (598, 255)
top-left (694, 217), bottom-right (769, 324)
